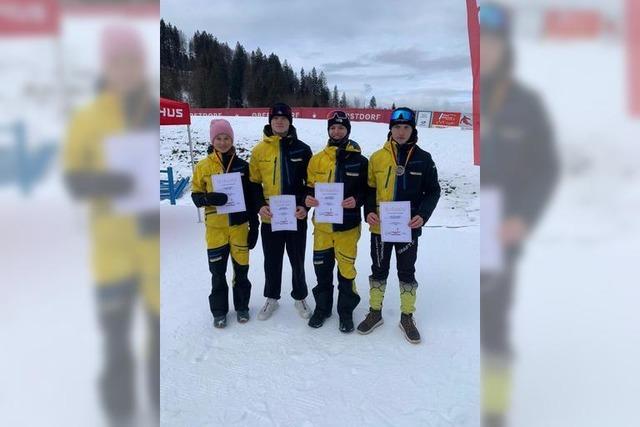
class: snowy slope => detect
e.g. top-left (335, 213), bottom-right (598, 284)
top-left (160, 117), bottom-right (479, 426)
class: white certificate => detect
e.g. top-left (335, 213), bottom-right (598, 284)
top-left (269, 195), bottom-right (297, 231)
top-left (211, 172), bottom-right (246, 214)
top-left (480, 187), bottom-right (504, 273)
top-left (314, 182), bottom-right (344, 224)
top-left (380, 201), bottom-right (411, 243)
top-left (104, 131), bottom-right (158, 215)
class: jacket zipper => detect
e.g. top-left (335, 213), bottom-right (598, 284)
top-left (272, 157), bottom-right (277, 186)
top-left (384, 165), bottom-right (391, 188)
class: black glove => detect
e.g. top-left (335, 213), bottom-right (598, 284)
top-left (65, 171), bottom-right (134, 199)
top-left (191, 192), bottom-right (228, 207)
top-left (205, 192), bottom-right (228, 206)
top-left (248, 217), bottom-right (259, 249)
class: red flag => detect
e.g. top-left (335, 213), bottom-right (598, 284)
top-left (160, 98), bottom-right (191, 126)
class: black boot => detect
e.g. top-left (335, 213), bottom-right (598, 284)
top-left (236, 310), bottom-right (250, 323)
top-left (308, 310), bottom-right (331, 328)
top-left (213, 315), bottom-right (227, 328)
top-left (339, 315), bottom-right (354, 333)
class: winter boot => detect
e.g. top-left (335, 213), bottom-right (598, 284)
top-left (257, 298), bottom-right (279, 320)
top-left (339, 315), bottom-right (354, 333)
top-left (399, 313), bottom-right (421, 343)
top-left (356, 308), bottom-right (384, 334)
top-left (294, 298), bottom-right (312, 319)
top-left (213, 315), bottom-right (227, 329)
top-left (237, 310), bottom-right (250, 323)
top-left (308, 310), bottom-right (331, 328)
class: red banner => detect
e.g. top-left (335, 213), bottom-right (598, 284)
top-left (61, 2), bottom-right (159, 17)
top-left (160, 98), bottom-right (191, 126)
top-left (430, 111), bottom-right (462, 128)
top-left (544, 10), bottom-right (604, 39)
top-left (0, 0), bottom-right (59, 36)
top-left (191, 107), bottom-right (392, 124)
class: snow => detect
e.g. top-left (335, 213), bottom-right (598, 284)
top-left (160, 117), bottom-right (479, 426)
top-left (505, 39), bottom-right (640, 426)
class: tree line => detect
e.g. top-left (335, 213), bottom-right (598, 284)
top-left (161, 19), bottom-right (379, 109)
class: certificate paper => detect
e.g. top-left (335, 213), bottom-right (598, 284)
top-left (480, 187), bottom-right (504, 273)
top-left (314, 182), bottom-right (344, 224)
top-left (380, 201), bottom-right (411, 243)
top-left (212, 172), bottom-right (246, 214)
top-left (269, 195), bottom-right (297, 231)
top-left (104, 131), bottom-right (158, 215)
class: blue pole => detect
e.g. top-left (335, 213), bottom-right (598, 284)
top-left (167, 166), bottom-right (176, 205)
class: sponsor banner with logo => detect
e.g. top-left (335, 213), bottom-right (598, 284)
top-left (430, 111), bottom-right (462, 128)
top-left (0, 0), bottom-right (59, 36)
top-left (416, 111), bottom-right (432, 128)
top-left (191, 108), bottom-right (393, 124)
top-left (459, 113), bottom-right (473, 130)
top-left (160, 98), bottom-right (191, 126)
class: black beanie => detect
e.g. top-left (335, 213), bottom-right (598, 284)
top-left (269, 102), bottom-right (293, 124)
top-left (327, 110), bottom-right (351, 136)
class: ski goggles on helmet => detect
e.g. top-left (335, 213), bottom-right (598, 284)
top-left (390, 108), bottom-right (415, 123)
top-left (327, 110), bottom-right (349, 120)
top-left (480, 3), bottom-right (510, 35)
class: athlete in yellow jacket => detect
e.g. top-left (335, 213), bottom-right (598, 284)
top-left (63, 25), bottom-right (159, 424)
top-left (357, 107), bottom-right (441, 344)
top-left (191, 119), bottom-right (259, 328)
top-left (249, 103), bottom-right (313, 321)
top-left (304, 111), bottom-right (368, 332)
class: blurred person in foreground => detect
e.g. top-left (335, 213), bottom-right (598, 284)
top-left (480, 3), bottom-right (559, 426)
top-left (62, 25), bottom-right (159, 426)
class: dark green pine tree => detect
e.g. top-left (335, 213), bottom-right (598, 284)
top-left (229, 42), bottom-right (248, 107)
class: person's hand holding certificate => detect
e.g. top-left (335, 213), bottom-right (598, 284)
top-left (380, 201), bottom-right (412, 243)
top-left (269, 195), bottom-right (297, 231)
top-left (211, 172), bottom-right (246, 214)
top-left (314, 182), bottom-right (344, 224)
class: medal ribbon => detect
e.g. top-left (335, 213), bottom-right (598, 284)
top-left (391, 142), bottom-right (415, 172)
top-left (215, 150), bottom-right (236, 174)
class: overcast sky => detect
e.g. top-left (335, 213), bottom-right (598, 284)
top-left (161, 0), bottom-right (472, 111)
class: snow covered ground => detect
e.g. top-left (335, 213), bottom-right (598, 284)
top-left (160, 117), bottom-right (480, 426)
top-left (506, 39), bottom-right (640, 427)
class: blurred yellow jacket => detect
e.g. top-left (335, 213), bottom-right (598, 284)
top-left (63, 91), bottom-right (159, 315)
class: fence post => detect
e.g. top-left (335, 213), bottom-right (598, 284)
top-left (167, 166), bottom-right (176, 205)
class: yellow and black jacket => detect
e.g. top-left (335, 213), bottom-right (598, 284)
top-left (249, 125), bottom-right (312, 222)
top-left (63, 90), bottom-right (159, 314)
top-left (191, 150), bottom-right (257, 228)
top-left (365, 139), bottom-right (441, 236)
top-left (306, 139), bottom-right (368, 232)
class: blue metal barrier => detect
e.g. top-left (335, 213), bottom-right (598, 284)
top-left (160, 166), bottom-right (189, 205)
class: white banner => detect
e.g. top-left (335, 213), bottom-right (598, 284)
top-left (460, 112), bottom-right (473, 130)
top-left (416, 111), bottom-right (432, 128)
